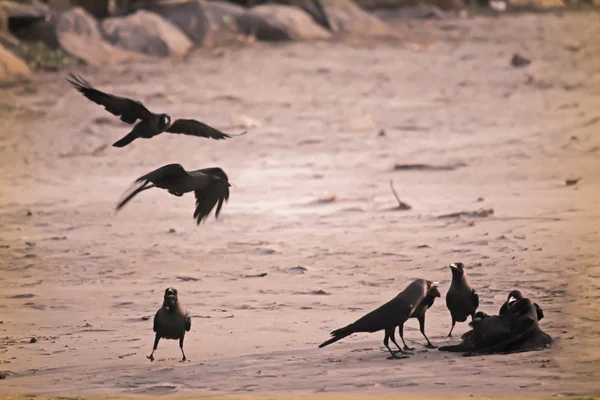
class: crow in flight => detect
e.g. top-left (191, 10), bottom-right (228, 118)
top-left (66, 73), bottom-right (246, 148)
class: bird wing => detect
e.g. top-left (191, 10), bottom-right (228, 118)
top-left (115, 164), bottom-right (189, 211)
top-left (66, 73), bottom-right (154, 124)
top-left (135, 163), bottom-right (189, 186)
top-left (472, 289), bottom-right (480, 309)
top-left (152, 311), bottom-right (159, 333)
top-left (165, 119), bottom-right (246, 140)
top-left (185, 313), bottom-right (191, 332)
top-left (349, 296), bottom-right (412, 333)
top-left (193, 174), bottom-right (230, 225)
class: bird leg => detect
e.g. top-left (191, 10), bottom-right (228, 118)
top-left (447, 320), bottom-right (456, 337)
top-left (398, 323), bottom-right (415, 351)
top-left (418, 315), bottom-right (436, 349)
top-left (179, 336), bottom-right (187, 362)
top-left (147, 334), bottom-right (160, 362)
top-left (384, 328), bottom-right (410, 359)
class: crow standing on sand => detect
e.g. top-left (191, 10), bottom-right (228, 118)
top-left (318, 279), bottom-right (438, 359)
top-left (147, 287), bottom-right (191, 362)
top-left (116, 164), bottom-right (230, 225)
top-left (398, 281), bottom-right (441, 350)
top-left (499, 290), bottom-right (544, 321)
top-left (66, 73), bottom-right (246, 148)
top-left (445, 262), bottom-right (479, 337)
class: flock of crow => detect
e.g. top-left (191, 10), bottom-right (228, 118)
top-left (66, 74), bottom-right (552, 363)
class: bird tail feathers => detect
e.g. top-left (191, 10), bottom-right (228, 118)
top-left (113, 131), bottom-right (138, 148)
top-left (116, 181), bottom-right (151, 211)
top-left (318, 324), bottom-right (354, 348)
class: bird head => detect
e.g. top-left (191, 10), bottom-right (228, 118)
top-left (449, 262), bottom-right (465, 279)
top-left (163, 287), bottom-right (178, 311)
top-left (506, 290), bottom-right (523, 306)
top-left (159, 114), bottom-right (172, 129)
top-left (426, 281), bottom-right (441, 298)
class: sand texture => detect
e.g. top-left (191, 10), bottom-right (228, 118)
top-left (1, 12), bottom-right (599, 398)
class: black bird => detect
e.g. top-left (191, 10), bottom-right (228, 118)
top-left (66, 73), bottom-right (246, 148)
top-left (318, 279), bottom-right (438, 359)
top-left (445, 262), bottom-right (479, 337)
top-left (499, 290), bottom-right (544, 321)
top-left (398, 281), bottom-right (441, 350)
top-left (439, 297), bottom-right (552, 356)
top-left (147, 287), bottom-right (191, 362)
top-left (116, 164), bottom-right (230, 225)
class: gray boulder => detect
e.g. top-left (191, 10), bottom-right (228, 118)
top-left (56, 7), bottom-right (142, 66)
top-left (321, 0), bottom-right (396, 38)
top-left (102, 10), bottom-right (193, 57)
top-left (239, 4), bottom-right (331, 41)
top-left (149, 0), bottom-right (246, 47)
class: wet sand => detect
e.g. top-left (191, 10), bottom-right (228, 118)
top-left (1, 11), bottom-right (600, 397)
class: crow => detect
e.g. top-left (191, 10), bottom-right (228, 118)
top-left (116, 164), bottom-right (230, 225)
top-left (499, 290), bottom-right (544, 321)
top-left (398, 281), bottom-right (441, 350)
top-left (445, 262), bottom-right (479, 337)
top-left (66, 73), bottom-right (246, 148)
top-left (147, 287), bottom-right (191, 362)
top-left (318, 279), bottom-right (438, 359)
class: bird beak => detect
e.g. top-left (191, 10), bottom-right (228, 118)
top-left (449, 264), bottom-right (458, 271)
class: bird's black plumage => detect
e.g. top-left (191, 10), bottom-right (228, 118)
top-left (147, 287), bottom-right (192, 362)
top-left (116, 164), bottom-right (230, 225)
top-left (318, 279), bottom-right (438, 359)
top-left (445, 262), bottom-right (480, 337)
top-left (499, 290), bottom-right (544, 321)
top-left (66, 73), bottom-right (246, 148)
top-left (439, 297), bottom-right (552, 356)
top-left (398, 281), bottom-right (441, 350)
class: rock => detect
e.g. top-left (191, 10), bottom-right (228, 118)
top-left (510, 53), bottom-right (531, 68)
top-left (0, 0), bottom-right (50, 32)
top-left (353, 0), bottom-right (462, 10)
top-left (56, 7), bottom-right (142, 66)
top-left (321, 0), bottom-right (396, 39)
top-left (0, 8), bottom-right (7, 32)
top-left (373, 4), bottom-right (446, 19)
top-left (101, 10), bottom-right (193, 57)
top-left (149, 0), bottom-right (246, 47)
top-left (0, 42), bottom-right (32, 79)
top-left (508, 0), bottom-right (565, 9)
top-left (239, 4), bottom-right (331, 41)
top-left (13, 14), bottom-right (61, 49)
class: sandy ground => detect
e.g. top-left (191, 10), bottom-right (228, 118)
top-left (1, 11), bottom-right (600, 398)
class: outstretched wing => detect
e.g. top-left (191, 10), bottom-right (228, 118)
top-left (193, 170), bottom-right (230, 225)
top-left (66, 73), bottom-right (154, 124)
top-left (135, 163), bottom-right (188, 186)
top-left (166, 119), bottom-right (246, 140)
top-left (116, 164), bottom-right (189, 210)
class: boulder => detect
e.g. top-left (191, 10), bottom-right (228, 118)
top-left (149, 0), bottom-right (246, 47)
top-left (239, 4), bottom-right (331, 41)
top-left (0, 0), bottom-right (50, 32)
top-left (0, 42), bottom-right (31, 79)
top-left (508, 0), bottom-right (565, 9)
top-left (321, 0), bottom-right (396, 38)
top-left (102, 10), bottom-right (193, 57)
top-left (56, 7), bottom-right (142, 66)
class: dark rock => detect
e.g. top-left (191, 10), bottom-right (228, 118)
top-left (239, 3), bottom-right (331, 41)
top-left (149, 0), bottom-right (246, 47)
top-left (511, 53), bottom-right (531, 68)
top-left (101, 10), bottom-right (193, 57)
top-left (0, 1), bottom-right (50, 32)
